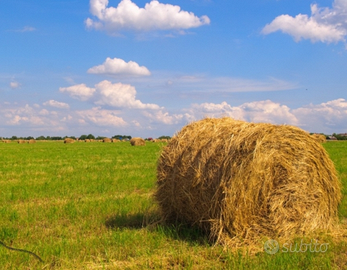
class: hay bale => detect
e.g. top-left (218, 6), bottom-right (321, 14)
top-left (28, 139), bottom-right (36, 144)
top-left (85, 139), bottom-right (91, 142)
top-left (130, 137), bottom-right (146, 146)
top-left (103, 138), bottom-right (112, 143)
top-left (2, 140), bottom-right (11, 143)
top-left (17, 140), bottom-right (26, 144)
top-left (112, 139), bottom-right (120, 143)
top-left (155, 117), bottom-right (341, 248)
top-left (64, 138), bottom-right (75, 144)
top-left (311, 133), bottom-right (327, 143)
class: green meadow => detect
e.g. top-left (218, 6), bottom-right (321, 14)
top-left (0, 140), bottom-right (346, 269)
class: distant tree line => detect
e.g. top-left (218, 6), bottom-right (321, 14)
top-left (0, 134), bottom-right (164, 141)
top-left (332, 133), bottom-right (347, 140)
top-left (112, 135), bottom-right (132, 140)
top-left (2, 133), bottom-right (347, 141)
top-left (308, 133), bottom-right (347, 140)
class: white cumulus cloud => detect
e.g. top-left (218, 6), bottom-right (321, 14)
top-left (87, 57), bottom-right (151, 76)
top-left (60, 80), bottom-right (161, 110)
top-left (43, 100), bottom-right (70, 109)
top-left (186, 100), bottom-right (298, 126)
top-left (76, 107), bottom-right (127, 127)
top-left (293, 98), bottom-right (347, 131)
top-left (85, 0), bottom-right (210, 34)
top-left (142, 109), bottom-right (184, 125)
top-left (94, 80), bottom-right (161, 109)
top-left (10, 81), bottom-right (21, 89)
top-left (59, 84), bottom-right (96, 101)
top-left (262, 0), bottom-right (347, 43)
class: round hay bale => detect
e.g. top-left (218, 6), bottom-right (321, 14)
top-left (311, 133), bottom-right (327, 143)
top-left (85, 139), bottom-right (91, 142)
top-left (17, 140), bottom-right (26, 144)
top-left (103, 138), bottom-right (112, 143)
top-left (155, 117), bottom-right (341, 248)
top-left (130, 137), bottom-right (146, 146)
top-left (28, 139), bottom-right (36, 144)
top-left (64, 138), bottom-right (75, 144)
top-left (112, 139), bottom-right (120, 143)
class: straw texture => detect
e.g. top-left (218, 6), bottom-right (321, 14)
top-left (155, 117), bottom-right (341, 248)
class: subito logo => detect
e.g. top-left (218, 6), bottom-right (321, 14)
top-left (264, 239), bottom-right (279, 254)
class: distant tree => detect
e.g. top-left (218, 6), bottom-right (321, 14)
top-left (333, 133), bottom-right (347, 140)
top-left (51, 136), bottom-right (63, 140)
top-left (24, 136), bottom-right (34, 140)
top-left (36, 136), bottom-right (46, 140)
top-left (11, 136), bottom-right (18, 140)
top-left (79, 135), bottom-right (87, 140)
top-left (87, 134), bottom-right (95, 139)
top-left (96, 136), bottom-right (106, 140)
top-left (112, 135), bottom-right (131, 140)
top-left (158, 135), bottom-right (171, 140)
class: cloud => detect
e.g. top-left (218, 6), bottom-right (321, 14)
top-left (43, 100), bottom-right (70, 109)
top-left (1, 99), bottom-right (346, 136)
top-left (293, 98), bottom-right (347, 131)
top-left (13, 26), bottom-right (36, 32)
top-left (262, 0), bottom-right (347, 43)
top-left (142, 109), bottom-right (184, 124)
top-left (87, 57), bottom-right (151, 76)
top-left (76, 107), bottom-right (127, 127)
top-left (186, 100), bottom-right (298, 125)
top-left (94, 80), bottom-right (161, 109)
top-left (60, 80), bottom-right (161, 110)
top-left (59, 84), bottom-right (96, 101)
top-left (10, 81), bottom-right (21, 89)
top-left (85, 0), bottom-right (210, 34)
top-left (165, 75), bottom-right (298, 93)
top-left (2, 104), bottom-right (47, 126)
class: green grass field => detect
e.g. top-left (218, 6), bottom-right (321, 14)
top-left (0, 140), bottom-right (346, 269)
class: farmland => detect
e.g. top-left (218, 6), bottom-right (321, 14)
top-left (0, 140), bottom-right (346, 269)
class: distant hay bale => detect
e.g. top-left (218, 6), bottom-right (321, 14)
top-left (103, 138), bottom-right (112, 143)
top-left (64, 138), bottom-right (75, 144)
top-left (17, 140), bottom-right (26, 144)
top-left (112, 139), bottom-right (120, 143)
top-left (2, 140), bottom-right (11, 143)
top-left (155, 117), bottom-right (341, 249)
top-left (312, 133), bottom-right (327, 143)
top-left (85, 139), bottom-right (91, 142)
top-left (28, 139), bottom-right (36, 144)
top-left (130, 137), bottom-right (146, 146)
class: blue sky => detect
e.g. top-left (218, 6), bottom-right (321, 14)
top-left (1, 0), bottom-right (346, 138)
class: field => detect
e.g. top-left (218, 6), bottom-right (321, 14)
top-left (0, 140), bottom-right (346, 269)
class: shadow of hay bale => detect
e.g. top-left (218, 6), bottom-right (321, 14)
top-left (105, 213), bottom-right (146, 229)
top-left (105, 212), bottom-right (210, 245)
top-left (156, 223), bottom-right (210, 245)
